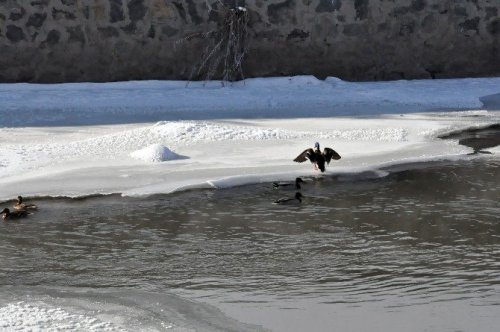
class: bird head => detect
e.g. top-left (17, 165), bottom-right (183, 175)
top-left (314, 142), bottom-right (320, 150)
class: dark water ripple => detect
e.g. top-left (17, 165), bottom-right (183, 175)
top-left (0, 159), bottom-right (499, 310)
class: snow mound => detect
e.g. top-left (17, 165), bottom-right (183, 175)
top-left (130, 144), bottom-right (185, 163)
top-left (0, 302), bottom-right (122, 331)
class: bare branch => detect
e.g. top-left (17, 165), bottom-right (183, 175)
top-left (181, 5), bottom-right (249, 84)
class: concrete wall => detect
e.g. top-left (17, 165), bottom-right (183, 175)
top-left (0, 0), bottom-right (498, 82)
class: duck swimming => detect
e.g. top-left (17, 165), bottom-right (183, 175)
top-left (1, 208), bottom-right (29, 221)
top-left (273, 177), bottom-right (304, 190)
top-left (294, 142), bottom-right (341, 172)
top-left (273, 192), bottom-right (303, 205)
top-left (14, 196), bottom-right (38, 211)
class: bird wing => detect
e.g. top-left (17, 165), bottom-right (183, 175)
top-left (323, 147), bottom-right (341, 163)
top-left (293, 148), bottom-right (315, 163)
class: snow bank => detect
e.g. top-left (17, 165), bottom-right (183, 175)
top-left (1, 76), bottom-right (499, 127)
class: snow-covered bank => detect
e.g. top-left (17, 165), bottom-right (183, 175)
top-left (1, 76), bottom-right (500, 127)
top-left (0, 76), bottom-right (499, 200)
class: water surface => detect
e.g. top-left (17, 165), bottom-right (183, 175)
top-left (0, 159), bottom-right (499, 331)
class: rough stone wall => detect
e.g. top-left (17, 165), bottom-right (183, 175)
top-left (0, 0), bottom-right (498, 82)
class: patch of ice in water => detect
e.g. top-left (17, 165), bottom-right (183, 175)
top-left (0, 301), bottom-right (122, 331)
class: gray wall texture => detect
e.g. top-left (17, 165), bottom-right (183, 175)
top-left (0, 0), bottom-right (499, 82)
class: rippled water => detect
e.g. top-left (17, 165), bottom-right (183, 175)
top-left (1, 159), bottom-right (499, 331)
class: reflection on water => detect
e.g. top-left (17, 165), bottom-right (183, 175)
top-left (0, 159), bottom-right (499, 331)
top-left (439, 123), bottom-right (500, 153)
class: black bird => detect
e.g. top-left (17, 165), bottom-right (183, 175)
top-left (14, 196), bottom-right (38, 211)
top-left (273, 177), bottom-right (305, 190)
top-left (294, 142), bottom-right (341, 172)
top-left (1, 208), bottom-right (29, 221)
top-left (273, 192), bottom-right (303, 205)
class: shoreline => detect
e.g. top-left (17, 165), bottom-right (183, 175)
top-left (0, 154), bottom-right (497, 204)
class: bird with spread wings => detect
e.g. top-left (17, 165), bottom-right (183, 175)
top-left (294, 142), bottom-right (341, 172)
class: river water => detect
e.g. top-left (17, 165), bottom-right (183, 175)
top-left (0, 157), bottom-right (499, 331)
